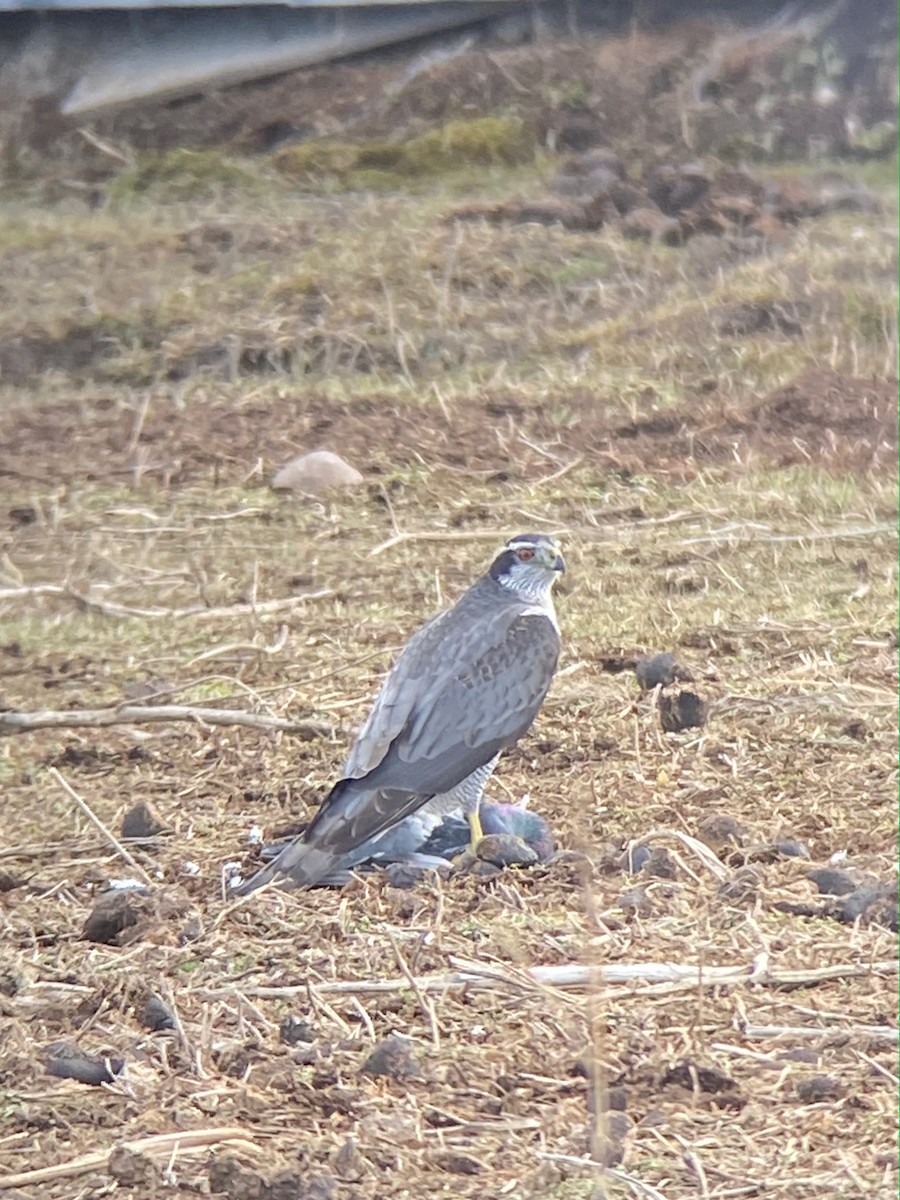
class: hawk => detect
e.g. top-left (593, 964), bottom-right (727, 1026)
top-left (234, 532), bottom-right (564, 894)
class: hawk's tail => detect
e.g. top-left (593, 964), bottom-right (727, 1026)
top-left (232, 842), bottom-right (341, 895)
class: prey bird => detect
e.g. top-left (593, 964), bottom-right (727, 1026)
top-left (254, 799), bottom-right (556, 888)
top-left (233, 532), bottom-right (565, 894)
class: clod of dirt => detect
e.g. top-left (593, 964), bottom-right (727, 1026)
top-left (0, 869), bottom-right (26, 893)
top-left (635, 652), bottom-right (678, 691)
top-left (280, 1015), bottom-right (315, 1046)
top-left (45, 1041), bottom-right (124, 1086)
top-left (621, 207), bottom-right (682, 245)
top-left (81, 887), bottom-right (153, 945)
top-left (641, 846), bottom-right (678, 879)
top-left (138, 991), bottom-right (175, 1031)
top-left (433, 1151), bottom-right (484, 1175)
top-left (9, 505), bottom-right (37, 527)
top-left (647, 162), bottom-right (711, 215)
top-left (331, 1137), bottom-right (367, 1181)
top-left (662, 1060), bottom-right (743, 1107)
top-left (600, 1110), bottom-right (633, 1168)
top-left (476, 832), bottom-right (538, 868)
top-left (697, 813), bottom-right (746, 854)
top-left (835, 884), bottom-right (898, 930)
top-left (109, 1147), bottom-right (157, 1187)
top-left (807, 867), bottom-right (860, 897)
top-left (359, 1035), bottom-right (422, 1082)
top-left (717, 866), bottom-right (761, 905)
top-left (208, 1156), bottom-right (336, 1200)
top-left (121, 799), bottom-right (168, 841)
top-left (795, 1075), bottom-right (844, 1103)
top-left (618, 885), bottom-right (653, 917)
top-left (659, 690), bottom-right (709, 732)
top-left (272, 450), bottom-right (364, 495)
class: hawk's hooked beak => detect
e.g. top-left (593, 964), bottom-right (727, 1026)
top-left (551, 550), bottom-right (566, 573)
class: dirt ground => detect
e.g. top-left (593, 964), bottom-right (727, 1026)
top-left (0, 9), bottom-right (898, 1200)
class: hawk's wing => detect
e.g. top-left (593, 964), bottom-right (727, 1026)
top-left (306, 608), bottom-right (560, 850)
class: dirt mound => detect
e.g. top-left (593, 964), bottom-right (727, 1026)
top-left (4, 3), bottom-right (896, 186)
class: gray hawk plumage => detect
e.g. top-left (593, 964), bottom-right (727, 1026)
top-left (233, 532), bottom-right (565, 894)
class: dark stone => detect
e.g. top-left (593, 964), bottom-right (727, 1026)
top-left (46, 1041), bottom-right (123, 1086)
top-left (359, 1035), bottom-right (422, 1082)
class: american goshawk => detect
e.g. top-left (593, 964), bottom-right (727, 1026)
top-left (234, 532), bottom-right (564, 894)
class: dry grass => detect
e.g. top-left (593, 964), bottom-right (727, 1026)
top-left (0, 56), bottom-right (897, 1200)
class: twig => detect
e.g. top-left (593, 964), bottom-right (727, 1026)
top-left (1, 704), bottom-right (333, 740)
top-left (49, 768), bottom-right (154, 885)
top-left (0, 584), bottom-right (333, 620)
top-left (742, 1022), bottom-right (897, 1042)
top-left (0, 1126), bottom-right (257, 1190)
top-left (195, 958), bottom-right (898, 1001)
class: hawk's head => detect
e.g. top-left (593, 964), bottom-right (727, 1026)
top-left (489, 533), bottom-right (565, 596)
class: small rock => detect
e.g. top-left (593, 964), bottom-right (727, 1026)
top-left (618, 843), bottom-right (652, 874)
top-left (46, 1041), bottom-right (124, 1086)
top-left (121, 800), bottom-right (167, 841)
top-left (600, 1109), bottom-right (633, 1167)
top-left (663, 1060), bottom-right (743, 1107)
top-left (272, 450), bottom-right (363, 495)
top-left (795, 1074), bottom-right (843, 1103)
top-left (659, 691), bottom-right (709, 732)
top-left (81, 888), bottom-right (152, 945)
top-left (835, 884), bottom-right (897, 928)
top-left (618, 885), bottom-right (653, 917)
top-left (359, 1035), bottom-right (422, 1082)
top-left (332, 1137), bottom-right (367, 1181)
top-left (138, 992), bottom-right (174, 1031)
top-left (641, 846), bottom-right (678, 879)
top-left (697, 813), bottom-right (745, 854)
top-left (771, 838), bottom-right (810, 859)
top-left (717, 866), bottom-right (760, 905)
top-left (280, 1015), bottom-right (315, 1046)
top-left (108, 1147), bottom-right (157, 1187)
top-left (635, 652), bottom-right (677, 691)
top-left (807, 867), bottom-right (858, 897)
top-left (433, 1152), bottom-right (483, 1175)
top-left (292, 1044), bottom-right (319, 1066)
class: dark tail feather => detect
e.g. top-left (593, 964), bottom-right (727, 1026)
top-left (232, 842), bottom-right (341, 895)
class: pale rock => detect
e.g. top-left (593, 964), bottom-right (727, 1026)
top-left (272, 450), bottom-right (363, 495)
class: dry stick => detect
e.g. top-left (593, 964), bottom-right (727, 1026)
top-left (195, 958), bottom-right (898, 1001)
top-left (0, 584), bottom-right (333, 620)
top-left (48, 768), bottom-right (154, 885)
top-left (0, 1126), bottom-right (257, 1190)
top-left (1, 704), bottom-right (333, 740)
top-left (742, 1022), bottom-right (897, 1042)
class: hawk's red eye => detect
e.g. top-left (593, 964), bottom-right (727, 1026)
top-left (516, 547), bottom-right (535, 561)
